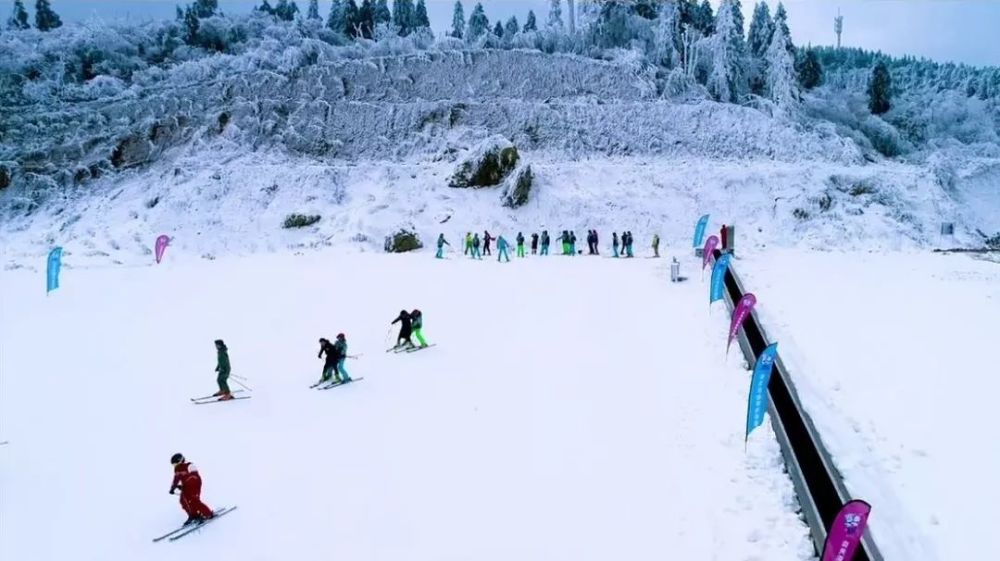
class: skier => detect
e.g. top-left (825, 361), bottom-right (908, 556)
top-left (587, 230), bottom-right (595, 254)
top-left (436, 234), bottom-right (450, 259)
top-left (317, 337), bottom-right (342, 384)
top-left (592, 230), bottom-right (600, 255)
top-left (483, 231), bottom-right (494, 256)
top-left (652, 233), bottom-right (660, 258)
top-left (472, 233), bottom-right (482, 260)
top-left (464, 232), bottom-right (473, 256)
top-left (391, 310), bottom-right (415, 349)
top-left (720, 224), bottom-right (729, 253)
top-left (540, 230), bottom-right (551, 256)
top-left (531, 233), bottom-right (539, 255)
top-left (497, 235), bottom-right (511, 262)
top-left (569, 231), bottom-right (577, 255)
top-left (559, 231), bottom-right (569, 255)
top-left (516, 232), bottom-right (526, 258)
top-left (213, 340), bottom-right (233, 401)
top-left (333, 333), bottom-right (351, 382)
top-left (169, 453), bottom-right (215, 525)
top-left (411, 309), bottom-right (429, 348)
top-left (612, 232), bottom-right (620, 258)
top-left (625, 231), bottom-right (635, 258)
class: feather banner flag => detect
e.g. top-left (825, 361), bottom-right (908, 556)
top-left (709, 253), bottom-right (731, 304)
top-left (46, 247), bottom-right (63, 294)
top-left (727, 293), bottom-right (757, 354)
top-left (820, 500), bottom-right (872, 561)
top-left (702, 235), bottom-right (720, 271)
top-left (693, 214), bottom-right (710, 247)
top-left (155, 235), bottom-right (170, 264)
top-left (745, 343), bottom-right (778, 441)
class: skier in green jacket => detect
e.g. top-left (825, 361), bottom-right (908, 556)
top-left (213, 340), bottom-right (233, 400)
top-left (411, 310), bottom-right (429, 348)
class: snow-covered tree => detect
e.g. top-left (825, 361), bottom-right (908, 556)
top-left (306, 0), bottom-right (321, 20)
top-left (393, 0), bottom-right (414, 35)
top-left (414, 0), bottom-right (430, 30)
top-left (193, 0), bottom-right (218, 18)
top-left (547, 0), bottom-right (564, 30)
top-left (694, 0), bottom-right (714, 34)
top-left (257, 0), bottom-right (274, 15)
top-left (327, 0), bottom-right (346, 33)
top-left (773, 3), bottom-right (794, 55)
top-left (182, 5), bottom-right (199, 43)
top-left (868, 60), bottom-right (892, 114)
top-left (450, 1), bottom-right (465, 38)
top-left (797, 48), bottom-right (823, 90)
top-left (503, 16), bottom-right (519, 42)
top-left (493, 20), bottom-right (503, 37)
top-left (273, 0), bottom-right (299, 21)
top-left (7, 0), bottom-right (30, 30)
top-left (176, 5), bottom-right (184, 20)
top-left (374, 0), bottom-right (391, 26)
top-left (523, 10), bottom-right (537, 32)
top-left (344, 0), bottom-right (360, 36)
top-left (358, 0), bottom-right (375, 37)
top-left (34, 0), bottom-right (62, 32)
top-left (764, 21), bottom-right (799, 107)
top-left (652, 0), bottom-right (682, 69)
top-left (466, 2), bottom-right (488, 40)
top-left (706, 0), bottom-right (748, 103)
top-left (747, 2), bottom-right (774, 59)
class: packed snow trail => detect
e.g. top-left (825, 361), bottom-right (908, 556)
top-left (0, 252), bottom-right (812, 561)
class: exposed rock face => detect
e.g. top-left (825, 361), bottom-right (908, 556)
top-left (502, 164), bottom-right (533, 208)
top-left (448, 137), bottom-right (520, 188)
top-left (385, 230), bottom-right (423, 253)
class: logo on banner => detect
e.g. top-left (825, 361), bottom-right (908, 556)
top-left (821, 499), bottom-right (872, 561)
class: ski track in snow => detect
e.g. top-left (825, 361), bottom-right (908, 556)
top-left (0, 252), bottom-right (814, 561)
top-left (740, 250), bottom-right (1000, 561)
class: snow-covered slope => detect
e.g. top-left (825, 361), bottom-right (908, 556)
top-left (0, 252), bottom-right (814, 561)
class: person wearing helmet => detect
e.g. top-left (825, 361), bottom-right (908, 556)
top-left (213, 340), bottom-right (233, 401)
top-left (496, 235), bottom-right (510, 263)
top-left (436, 234), bottom-right (450, 259)
top-left (540, 230), bottom-right (550, 256)
top-left (530, 233), bottom-right (539, 255)
top-left (317, 338), bottom-right (341, 384)
top-left (391, 310), bottom-right (414, 349)
top-left (169, 453), bottom-right (215, 525)
top-left (464, 232), bottom-right (472, 256)
top-left (482, 231), bottom-right (494, 256)
top-left (516, 232), bottom-right (525, 258)
top-left (612, 232), bottom-right (620, 258)
top-left (652, 233), bottom-right (660, 258)
top-left (410, 310), bottom-right (429, 348)
top-left (472, 233), bottom-right (482, 260)
top-left (333, 333), bottom-right (351, 382)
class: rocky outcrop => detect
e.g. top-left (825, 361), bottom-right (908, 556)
top-left (448, 137), bottom-right (520, 188)
top-left (502, 165), bottom-right (534, 208)
top-left (385, 230), bottom-right (423, 253)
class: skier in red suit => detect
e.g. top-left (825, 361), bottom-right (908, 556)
top-left (169, 453), bottom-right (215, 525)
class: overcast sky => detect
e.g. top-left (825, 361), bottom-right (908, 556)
top-left (18, 0), bottom-right (1000, 67)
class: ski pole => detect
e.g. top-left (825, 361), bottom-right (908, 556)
top-left (230, 373), bottom-right (250, 381)
top-left (230, 377), bottom-right (253, 392)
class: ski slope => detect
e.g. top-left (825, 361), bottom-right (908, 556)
top-left (740, 250), bottom-right (1000, 561)
top-left (0, 251), bottom-right (813, 561)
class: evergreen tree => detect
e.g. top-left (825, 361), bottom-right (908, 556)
top-left (274, 0), bottom-right (299, 21)
top-left (176, 5), bottom-right (184, 20)
top-left (393, 0), bottom-right (414, 35)
top-left (358, 0), bottom-right (375, 37)
top-left (493, 20), bottom-right (503, 37)
top-left (504, 16), bottom-right (519, 41)
top-left (327, 0), bottom-right (346, 32)
top-left (34, 0), bottom-right (62, 31)
top-left (764, 21), bottom-right (799, 107)
top-left (547, 0), bottom-right (564, 30)
top-left (633, 0), bottom-right (657, 20)
top-left (678, 0), bottom-right (697, 28)
top-left (707, 0), bottom-right (748, 103)
top-left (747, 2), bottom-right (774, 59)
top-left (194, 0), bottom-right (218, 18)
top-left (868, 60), bottom-right (892, 114)
top-left (450, 1), bottom-right (465, 38)
top-left (307, 0), bottom-right (321, 20)
top-left (797, 48), bottom-right (823, 90)
top-left (344, 0), bottom-right (360, 36)
top-left (258, 0), bottom-right (274, 15)
top-left (8, 0), bottom-right (30, 30)
top-left (523, 10), bottom-right (537, 32)
top-left (466, 2), bottom-right (488, 40)
top-left (183, 5), bottom-right (200, 44)
top-left (374, 0), bottom-right (391, 26)
top-left (653, 0), bottom-right (682, 68)
top-left (694, 0), bottom-right (714, 34)
top-left (413, 0), bottom-right (430, 29)
top-left (773, 3), bottom-right (794, 55)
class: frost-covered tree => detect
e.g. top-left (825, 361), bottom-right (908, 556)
top-left (34, 0), bottom-right (62, 31)
top-left (868, 60), bottom-right (892, 114)
top-left (773, 2), bottom-right (794, 55)
top-left (273, 0), bottom-right (299, 21)
top-left (450, 1), bottom-right (465, 38)
top-left (344, 0), bottom-right (360, 36)
top-left (706, 0), bottom-right (748, 103)
top-left (633, 0), bottom-right (657, 20)
top-left (257, 0), bottom-right (274, 14)
top-left (358, 0), bottom-right (375, 37)
top-left (393, 0), bottom-right (414, 35)
top-left (374, 0), bottom-right (391, 26)
top-left (183, 5), bottom-right (200, 43)
top-left (7, 0), bottom-right (30, 30)
top-left (306, 0), bottom-right (321, 20)
top-left (547, 0), bottom-right (564, 30)
top-left (493, 20), bottom-right (503, 37)
top-left (764, 21), bottom-right (799, 107)
top-left (414, 0), bottom-right (430, 30)
top-left (503, 16), bottom-right (519, 41)
top-left (747, 2), bottom-right (773, 59)
top-left (652, 0), bottom-right (682, 69)
top-left (193, 0), bottom-right (218, 18)
top-left (327, 0), bottom-right (346, 33)
top-left (797, 48), bottom-right (823, 90)
top-left (694, 0), bottom-right (714, 34)
top-left (523, 10), bottom-right (537, 32)
top-left (466, 2), bottom-right (489, 40)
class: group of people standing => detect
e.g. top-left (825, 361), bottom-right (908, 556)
top-left (436, 229), bottom-right (666, 261)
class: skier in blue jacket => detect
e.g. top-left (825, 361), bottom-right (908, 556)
top-left (497, 235), bottom-right (511, 262)
top-left (436, 234), bottom-right (450, 259)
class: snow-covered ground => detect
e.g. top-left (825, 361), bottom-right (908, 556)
top-left (739, 250), bottom-right (1000, 561)
top-left (0, 252), bottom-right (813, 561)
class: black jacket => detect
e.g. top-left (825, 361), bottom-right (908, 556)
top-left (392, 312), bottom-right (413, 335)
top-left (319, 341), bottom-right (341, 365)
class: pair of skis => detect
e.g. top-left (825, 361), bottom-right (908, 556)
top-left (152, 506), bottom-right (238, 542)
top-left (387, 344), bottom-right (436, 354)
top-left (190, 390), bottom-right (251, 405)
top-left (310, 377), bottom-right (365, 390)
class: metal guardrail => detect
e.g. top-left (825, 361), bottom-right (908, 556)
top-left (716, 251), bottom-right (883, 561)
